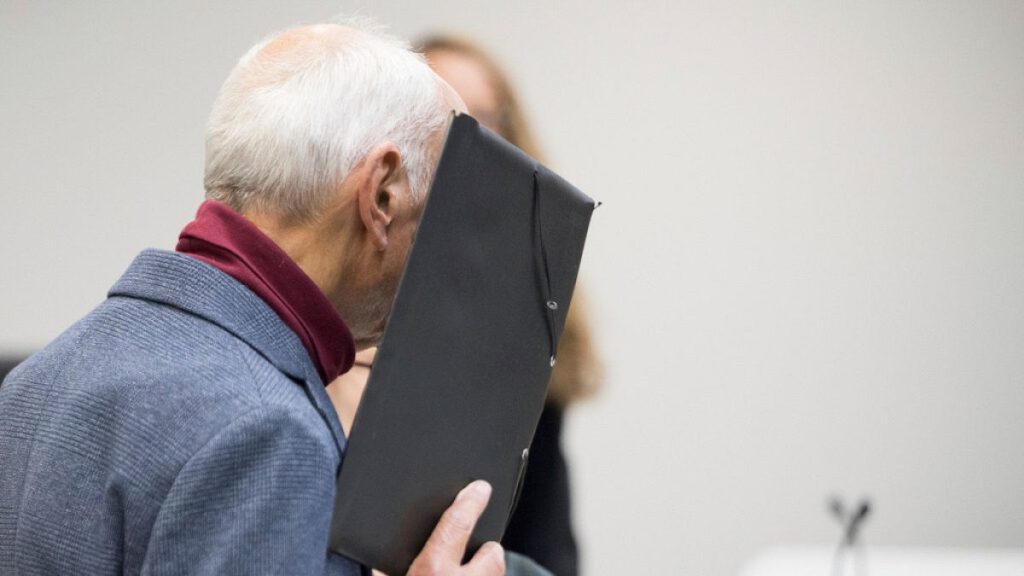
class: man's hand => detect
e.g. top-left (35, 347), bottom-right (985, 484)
top-left (406, 480), bottom-right (505, 576)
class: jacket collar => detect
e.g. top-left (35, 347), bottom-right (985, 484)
top-left (108, 249), bottom-right (347, 453)
top-left (176, 200), bottom-right (355, 383)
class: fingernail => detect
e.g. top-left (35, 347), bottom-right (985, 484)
top-left (486, 542), bottom-right (505, 565)
top-left (468, 480), bottom-right (492, 498)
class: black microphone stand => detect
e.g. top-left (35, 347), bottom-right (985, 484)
top-left (828, 496), bottom-right (871, 576)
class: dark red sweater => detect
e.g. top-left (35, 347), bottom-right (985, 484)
top-left (176, 200), bottom-right (355, 383)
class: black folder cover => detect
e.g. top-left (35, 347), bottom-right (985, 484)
top-left (328, 114), bottom-right (596, 575)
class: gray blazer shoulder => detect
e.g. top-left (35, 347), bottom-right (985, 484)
top-left (0, 250), bottom-right (360, 575)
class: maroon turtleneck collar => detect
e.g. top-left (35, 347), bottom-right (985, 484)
top-left (176, 200), bottom-right (355, 383)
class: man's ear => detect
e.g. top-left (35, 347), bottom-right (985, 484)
top-left (355, 143), bottom-right (404, 251)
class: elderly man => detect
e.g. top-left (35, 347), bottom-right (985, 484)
top-left (0, 23), bottom-right (524, 576)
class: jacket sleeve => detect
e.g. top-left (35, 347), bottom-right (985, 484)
top-left (141, 405), bottom-right (360, 576)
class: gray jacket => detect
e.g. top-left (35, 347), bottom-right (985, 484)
top-left (0, 249), bottom-right (364, 575)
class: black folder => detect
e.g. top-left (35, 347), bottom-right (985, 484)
top-left (328, 114), bottom-right (596, 575)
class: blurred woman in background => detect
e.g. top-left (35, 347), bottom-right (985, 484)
top-left (329, 36), bottom-right (603, 576)
top-left (423, 36), bottom-right (604, 576)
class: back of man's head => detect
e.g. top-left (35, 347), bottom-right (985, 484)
top-left (204, 21), bottom-right (447, 223)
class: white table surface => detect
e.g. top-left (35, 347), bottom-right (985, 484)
top-left (739, 546), bottom-right (1024, 576)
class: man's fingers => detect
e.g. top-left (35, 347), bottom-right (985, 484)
top-left (462, 541), bottom-right (505, 576)
top-left (421, 480), bottom-right (492, 563)
top-left (409, 481), bottom-right (500, 576)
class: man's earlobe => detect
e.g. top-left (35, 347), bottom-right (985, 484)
top-left (359, 187), bottom-right (392, 251)
top-left (357, 145), bottom-right (401, 251)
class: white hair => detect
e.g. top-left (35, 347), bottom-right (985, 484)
top-left (204, 21), bottom-right (448, 221)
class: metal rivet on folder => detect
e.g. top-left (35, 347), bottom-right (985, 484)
top-left (549, 356), bottom-right (557, 367)
top-left (546, 300), bottom-right (558, 310)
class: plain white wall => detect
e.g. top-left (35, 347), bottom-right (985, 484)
top-left (2, 2), bottom-right (1022, 575)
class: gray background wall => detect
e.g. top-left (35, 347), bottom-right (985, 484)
top-left (2, 2), bottom-right (1022, 575)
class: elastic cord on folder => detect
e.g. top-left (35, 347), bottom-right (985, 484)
top-left (532, 171), bottom-right (559, 366)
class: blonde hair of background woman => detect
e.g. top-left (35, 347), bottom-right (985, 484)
top-left (421, 35), bottom-right (603, 406)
